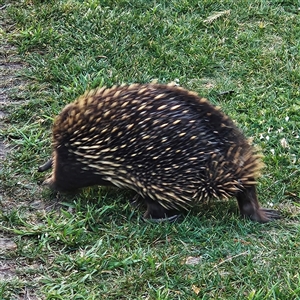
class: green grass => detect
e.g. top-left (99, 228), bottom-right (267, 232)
top-left (1, 0), bottom-right (300, 299)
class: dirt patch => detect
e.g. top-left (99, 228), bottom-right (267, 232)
top-left (0, 258), bottom-right (41, 300)
top-left (0, 6), bottom-right (42, 300)
top-left (0, 10), bottom-right (28, 160)
top-left (0, 260), bottom-right (17, 282)
top-left (0, 57), bottom-right (25, 160)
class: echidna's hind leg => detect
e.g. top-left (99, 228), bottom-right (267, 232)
top-left (236, 185), bottom-right (281, 223)
top-left (143, 197), bottom-right (180, 222)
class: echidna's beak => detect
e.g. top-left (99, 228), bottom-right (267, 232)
top-left (38, 158), bottom-right (53, 172)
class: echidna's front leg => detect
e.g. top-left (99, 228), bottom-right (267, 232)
top-left (236, 186), bottom-right (281, 223)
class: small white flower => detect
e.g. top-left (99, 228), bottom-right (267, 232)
top-left (266, 135), bottom-right (270, 141)
top-left (280, 138), bottom-right (289, 148)
top-left (290, 154), bottom-right (297, 164)
top-left (285, 116), bottom-right (289, 121)
top-left (270, 149), bottom-right (275, 155)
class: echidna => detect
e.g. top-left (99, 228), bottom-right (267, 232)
top-left (39, 83), bottom-right (280, 223)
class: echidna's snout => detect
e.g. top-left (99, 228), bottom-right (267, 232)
top-left (38, 158), bottom-right (56, 189)
top-left (38, 158), bottom-right (53, 172)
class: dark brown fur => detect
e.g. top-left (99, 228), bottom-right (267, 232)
top-left (39, 83), bottom-right (280, 222)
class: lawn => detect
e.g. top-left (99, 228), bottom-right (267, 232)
top-left (0, 0), bottom-right (300, 299)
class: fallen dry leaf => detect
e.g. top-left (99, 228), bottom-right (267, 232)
top-left (204, 10), bottom-right (231, 24)
top-left (192, 285), bottom-right (200, 295)
top-left (185, 256), bottom-right (202, 265)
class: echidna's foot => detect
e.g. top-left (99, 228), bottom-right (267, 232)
top-left (245, 208), bottom-right (281, 223)
top-left (253, 208), bottom-right (281, 223)
top-left (42, 176), bottom-right (55, 188)
top-left (236, 185), bottom-right (281, 223)
top-left (142, 214), bottom-right (181, 223)
top-left (143, 197), bottom-right (180, 222)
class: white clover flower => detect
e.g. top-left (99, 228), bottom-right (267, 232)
top-left (280, 138), bottom-right (289, 148)
top-left (290, 154), bottom-right (297, 164)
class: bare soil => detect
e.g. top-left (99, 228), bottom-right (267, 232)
top-left (0, 10), bottom-right (25, 160)
top-left (0, 5), bottom-right (21, 281)
top-left (0, 5), bottom-right (40, 300)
